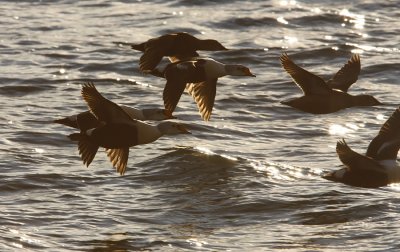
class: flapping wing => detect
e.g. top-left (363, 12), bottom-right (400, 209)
top-left (162, 60), bottom-right (204, 113)
top-left (138, 34), bottom-right (176, 71)
top-left (81, 83), bottom-right (134, 124)
top-left (139, 49), bottom-right (164, 72)
top-left (106, 148), bottom-right (129, 175)
top-left (163, 79), bottom-right (187, 113)
top-left (378, 107), bottom-right (400, 137)
top-left (327, 54), bottom-right (361, 92)
top-left (337, 139), bottom-right (383, 172)
top-left (366, 107), bottom-right (400, 160)
top-left (186, 79), bottom-right (217, 121)
top-left (169, 52), bottom-right (200, 63)
top-left (69, 133), bottom-right (99, 168)
top-left (280, 53), bottom-right (331, 95)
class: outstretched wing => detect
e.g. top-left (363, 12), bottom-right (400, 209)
top-left (163, 79), bottom-right (187, 113)
top-left (336, 139), bottom-right (383, 172)
top-left (186, 79), bottom-right (217, 121)
top-left (366, 107), bottom-right (400, 160)
top-left (139, 50), bottom-right (164, 72)
top-left (81, 83), bottom-right (134, 124)
top-left (280, 53), bottom-right (331, 95)
top-left (327, 54), bottom-right (361, 92)
top-left (106, 148), bottom-right (129, 175)
top-left (162, 60), bottom-right (205, 113)
top-left (138, 34), bottom-right (176, 71)
top-left (69, 133), bottom-right (99, 168)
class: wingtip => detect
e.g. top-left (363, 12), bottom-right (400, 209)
top-left (279, 53), bottom-right (291, 66)
top-left (280, 52), bottom-right (289, 58)
top-left (352, 53), bottom-right (360, 61)
top-left (337, 138), bottom-right (347, 147)
top-left (117, 168), bottom-right (125, 176)
top-left (80, 82), bottom-right (97, 96)
top-left (336, 138), bottom-right (351, 154)
top-left (163, 110), bottom-right (177, 120)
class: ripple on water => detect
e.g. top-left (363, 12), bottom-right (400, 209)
top-left (1, 0), bottom-right (400, 251)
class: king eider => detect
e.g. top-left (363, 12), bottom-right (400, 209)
top-left (54, 106), bottom-right (175, 131)
top-left (131, 32), bottom-right (227, 72)
top-left (155, 57), bottom-right (255, 121)
top-left (280, 53), bottom-right (381, 114)
top-left (68, 83), bottom-right (190, 175)
top-left (323, 106), bottom-right (400, 188)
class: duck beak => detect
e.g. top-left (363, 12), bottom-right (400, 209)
top-left (178, 125), bottom-right (191, 134)
top-left (246, 69), bottom-right (256, 77)
top-left (163, 110), bottom-right (177, 119)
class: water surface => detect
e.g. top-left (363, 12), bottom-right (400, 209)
top-left (1, 0), bottom-right (400, 251)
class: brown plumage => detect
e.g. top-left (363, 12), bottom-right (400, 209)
top-left (158, 58), bottom-right (255, 121)
top-left (131, 32), bottom-right (227, 72)
top-left (68, 83), bottom-right (191, 175)
top-left (280, 53), bottom-right (381, 114)
top-left (323, 107), bottom-right (400, 188)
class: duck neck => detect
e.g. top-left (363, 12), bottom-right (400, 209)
top-left (203, 59), bottom-right (227, 79)
top-left (196, 39), bottom-right (220, 50)
top-left (136, 122), bottom-right (162, 144)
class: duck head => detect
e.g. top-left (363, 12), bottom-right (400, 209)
top-left (353, 95), bottom-right (382, 106)
top-left (199, 39), bottom-right (228, 51)
top-left (225, 64), bottom-right (256, 77)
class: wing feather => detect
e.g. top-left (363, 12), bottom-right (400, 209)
top-left (81, 83), bottom-right (134, 124)
top-left (280, 53), bottom-right (331, 95)
top-left (106, 148), bottom-right (129, 175)
top-left (327, 54), bottom-right (360, 92)
top-left (186, 79), bottom-right (217, 121)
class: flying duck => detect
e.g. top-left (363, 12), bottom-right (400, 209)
top-left (68, 83), bottom-right (191, 175)
top-left (131, 32), bottom-right (227, 72)
top-left (280, 53), bottom-right (381, 114)
top-left (323, 106), bottom-right (400, 188)
top-left (156, 57), bottom-right (255, 121)
top-left (54, 106), bottom-right (176, 131)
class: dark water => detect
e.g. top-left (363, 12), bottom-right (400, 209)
top-left (1, 0), bottom-right (400, 251)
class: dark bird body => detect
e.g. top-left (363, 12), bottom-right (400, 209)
top-left (131, 32), bottom-right (227, 71)
top-left (71, 123), bottom-right (139, 149)
top-left (155, 57), bottom-right (255, 121)
top-left (68, 83), bottom-right (190, 175)
top-left (323, 107), bottom-right (400, 188)
top-left (54, 107), bottom-right (174, 131)
top-left (280, 53), bottom-right (381, 114)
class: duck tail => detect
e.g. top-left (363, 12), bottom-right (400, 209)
top-left (54, 117), bottom-right (78, 129)
top-left (322, 171), bottom-right (338, 182)
top-left (131, 43), bottom-right (145, 52)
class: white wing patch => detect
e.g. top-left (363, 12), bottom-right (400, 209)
top-left (333, 168), bottom-right (347, 179)
top-left (378, 159), bottom-right (398, 169)
top-left (379, 160), bottom-right (400, 183)
top-left (120, 105), bottom-right (144, 121)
